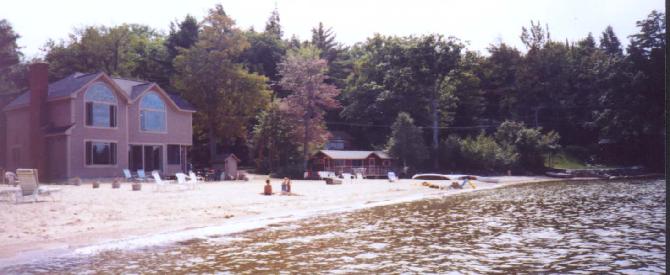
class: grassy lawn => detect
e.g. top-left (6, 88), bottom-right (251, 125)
top-left (545, 152), bottom-right (588, 169)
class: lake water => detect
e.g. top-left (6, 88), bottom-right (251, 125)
top-left (2, 179), bottom-right (666, 274)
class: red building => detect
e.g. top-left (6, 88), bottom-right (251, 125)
top-left (310, 150), bottom-right (395, 178)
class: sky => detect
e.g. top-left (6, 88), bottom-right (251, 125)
top-left (1, 0), bottom-right (665, 59)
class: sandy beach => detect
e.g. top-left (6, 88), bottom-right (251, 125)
top-left (0, 175), bottom-right (557, 265)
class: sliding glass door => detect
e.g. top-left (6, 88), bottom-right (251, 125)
top-left (128, 145), bottom-right (163, 172)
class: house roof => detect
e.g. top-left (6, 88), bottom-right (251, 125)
top-left (3, 72), bottom-right (195, 112)
top-left (44, 124), bottom-right (75, 136)
top-left (4, 72), bottom-right (101, 109)
top-left (318, 150), bottom-right (392, 160)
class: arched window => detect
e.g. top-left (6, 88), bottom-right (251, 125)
top-left (85, 83), bottom-right (117, 127)
top-left (140, 92), bottom-right (166, 132)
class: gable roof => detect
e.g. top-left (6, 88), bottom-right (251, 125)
top-left (3, 72), bottom-right (195, 112)
top-left (317, 150), bottom-right (392, 160)
top-left (4, 72), bottom-right (101, 110)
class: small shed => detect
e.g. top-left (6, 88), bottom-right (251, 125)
top-left (212, 153), bottom-right (240, 180)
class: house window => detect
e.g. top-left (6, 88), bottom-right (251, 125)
top-left (86, 141), bottom-right (117, 165)
top-left (368, 158), bottom-right (375, 166)
top-left (85, 83), bottom-right (117, 128)
top-left (352, 160), bottom-right (362, 167)
top-left (140, 92), bottom-right (166, 132)
top-left (334, 160), bottom-right (345, 167)
top-left (167, 145), bottom-right (181, 165)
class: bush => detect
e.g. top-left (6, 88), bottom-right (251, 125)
top-left (459, 132), bottom-right (518, 172)
top-left (494, 120), bottom-right (560, 171)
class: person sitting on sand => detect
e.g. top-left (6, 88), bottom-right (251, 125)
top-left (281, 177), bottom-right (293, 195)
top-left (264, 179), bottom-right (273, 195)
top-left (281, 177), bottom-right (288, 193)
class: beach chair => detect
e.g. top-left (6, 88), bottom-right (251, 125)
top-left (15, 169), bottom-right (60, 203)
top-left (188, 171), bottom-right (199, 189)
top-left (175, 172), bottom-right (195, 190)
top-left (151, 170), bottom-right (169, 192)
top-left (137, 169), bottom-right (149, 182)
top-left (341, 173), bottom-right (354, 184)
top-left (123, 169), bottom-right (144, 182)
top-left (388, 171), bottom-right (398, 182)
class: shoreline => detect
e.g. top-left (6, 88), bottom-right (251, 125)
top-left (0, 176), bottom-right (654, 268)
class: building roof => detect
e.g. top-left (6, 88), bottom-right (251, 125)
top-left (44, 124), bottom-right (75, 136)
top-left (3, 72), bottom-right (195, 112)
top-left (4, 72), bottom-right (101, 109)
top-left (318, 150), bottom-right (392, 160)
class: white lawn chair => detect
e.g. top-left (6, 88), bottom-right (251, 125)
top-left (188, 171), bottom-right (199, 189)
top-left (15, 169), bottom-right (60, 203)
top-left (151, 170), bottom-right (169, 192)
top-left (388, 171), bottom-right (398, 182)
top-left (175, 172), bottom-right (194, 190)
top-left (341, 173), bottom-right (354, 184)
top-left (355, 172), bottom-right (364, 180)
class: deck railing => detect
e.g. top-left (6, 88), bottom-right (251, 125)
top-left (321, 166), bottom-right (394, 178)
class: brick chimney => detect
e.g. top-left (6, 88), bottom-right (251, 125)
top-left (28, 62), bottom-right (49, 181)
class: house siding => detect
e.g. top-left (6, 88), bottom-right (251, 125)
top-left (68, 79), bottom-right (129, 179)
top-left (5, 108), bottom-right (31, 171)
top-left (46, 135), bottom-right (68, 181)
top-left (47, 99), bottom-right (71, 127)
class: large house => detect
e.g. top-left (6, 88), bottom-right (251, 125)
top-left (310, 150), bottom-right (395, 178)
top-left (2, 63), bottom-right (195, 182)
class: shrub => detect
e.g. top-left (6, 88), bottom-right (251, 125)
top-left (459, 132), bottom-right (518, 172)
top-left (495, 120), bottom-right (560, 170)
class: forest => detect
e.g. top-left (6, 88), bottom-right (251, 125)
top-left (0, 5), bottom-right (665, 176)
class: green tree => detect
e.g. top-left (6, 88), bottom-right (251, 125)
top-left (251, 103), bottom-right (300, 173)
top-left (278, 46), bottom-right (340, 172)
top-left (43, 24), bottom-right (167, 82)
top-left (459, 132), bottom-right (518, 172)
top-left (494, 120), bottom-right (560, 170)
top-left (0, 19), bottom-right (25, 94)
top-left (264, 7), bottom-right (282, 38)
top-left (241, 20), bottom-right (286, 84)
top-left (599, 25), bottom-right (623, 56)
top-left (173, 4), bottom-right (271, 163)
top-left (593, 10), bottom-right (665, 169)
top-left (341, 34), bottom-right (462, 151)
top-left (166, 15), bottom-right (199, 60)
top-left (386, 112), bottom-right (428, 170)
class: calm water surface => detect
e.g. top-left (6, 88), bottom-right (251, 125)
top-left (3, 179), bottom-right (666, 274)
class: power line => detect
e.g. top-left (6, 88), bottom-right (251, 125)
top-left (324, 120), bottom-right (498, 130)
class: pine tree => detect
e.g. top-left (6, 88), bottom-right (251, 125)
top-left (386, 112), bottom-right (429, 170)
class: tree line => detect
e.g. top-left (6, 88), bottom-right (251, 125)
top-left (0, 6), bottom-right (664, 175)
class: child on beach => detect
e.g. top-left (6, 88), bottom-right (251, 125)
top-left (281, 177), bottom-right (292, 194)
top-left (264, 179), bottom-right (273, 195)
